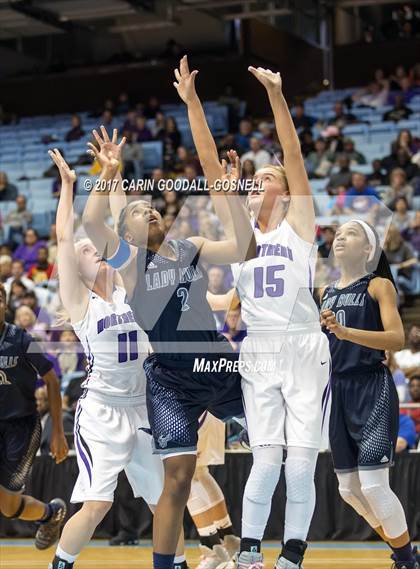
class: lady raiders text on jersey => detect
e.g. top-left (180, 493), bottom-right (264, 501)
top-left (130, 239), bottom-right (234, 367)
top-left (321, 274), bottom-right (385, 376)
top-left (72, 286), bottom-right (150, 399)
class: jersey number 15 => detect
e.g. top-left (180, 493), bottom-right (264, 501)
top-left (254, 265), bottom-right (285, 298)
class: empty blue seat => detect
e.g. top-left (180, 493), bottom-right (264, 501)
top-left (142, 141), bottom-right (163, 173)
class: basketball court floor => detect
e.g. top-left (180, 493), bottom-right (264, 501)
top-left (2, 540), bottom-right (416, 568)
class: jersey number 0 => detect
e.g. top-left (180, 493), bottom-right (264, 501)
top-left (253, 265), bottom-right (285, 298)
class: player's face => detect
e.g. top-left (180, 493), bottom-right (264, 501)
top-left (123, 201), bottom-right (165, 246)
top-left (333, 222), bottom-right (372, 264)
top-left (249, 167), bottom-right (289, 216)
top-left (77, 241), bottom-right (111, 283)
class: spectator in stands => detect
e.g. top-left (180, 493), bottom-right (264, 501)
top-left (208, 266), bottom-right (226, 295)
top-left (36, 386), bottom-right (74, 455)
top-left (390, 76), bottom-right (420, 105)
top-left (396, 129), bottom-right (419, 157)
top-left (27, 246), bottom-right (53, 284)
top-left (318, 226), bottom-right (335, 259)
top-left (65, 114), bottom-right (85, 142)
top-left (47, 223), bottom-right (58, 265)
top-left (383, 95), bottom-right (413, 122)
top-left (159, 116), bottom-right (181, 168)
top-left (306, 137), bottom-right (333, 178)
top-left (385, 350), bottom-right (408, 402)
top-left (384, 224), bottom-right (418, 295)
top-left (395, 326), bottom-right (420, 379)
top-left (396, 413), bottom-right (416, 452)
top-left (402, 210), bottom-right (420, 254)
top-left (12, 228), bottom-right (46, 272)
top-left (0, 255), bottom-right (12, 283)
top-left (144, 96), bottom-right (161, 119)
top-left (132, 115), bottom-right (153, 143)
top-left (235, 118), bottom-right (253, 152)
top-left (150, 111), bottom-right (166, 138)
top-left (382, 146), bottom-right (419, 182)
top-left (353, 81), bottom-right (389, 109)
top-left (6, 279), bottom-right (28, 317)
top-left (173, 146), bottom-right (200, 175)
top-left (299, 129), bottom-right (315, 158)
top-left (344, 172), bottom-right (379, 214)
top-left (383, 168), bottom-right (414, 208)
top-left (328, 102), bottom-right (356, 129)
top-left (100, 109), bottom-right (113, 127)
top-left (14, 305), bottom-right (48, 341)
top-left (222, 308), bottom-right (246, 353)
top-left (391, 197), bottom-right (415, 232)
top-left (3, 259), bottom-right (34, 297)
top-left (341, 138), bottom-right (366, 165)
top-left (326, 154), bottom-right (352, 192)
top-left (121, 109), bottom-right (137, 134)
top-left (258, 121), bottom-right (275, 150)
top-left (240, 136), bottom-right (271, 171)
top-left (321, 125), bottom-right (343, 154)
top-left (242, 159), bottom-right (256, 180)
top-left (115, 92), bottom-right (130, 115)
top-left (0, 171), bottom-right (18, 202)
top-left (21, 290), bottom-right (51, 328)
top-left (367, 159), bottom-right (387, 187)
top-left (5, 195), bottom-right (32, 246)
top-left (292, 103), bottom-right (315, 130)
top-left (401, 376), bottom-right (420, 443)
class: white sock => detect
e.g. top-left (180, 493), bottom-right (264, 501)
top-left (56, 545), bottom-right (78, 563)
top-left (174, 554), bottom-right (186, 563)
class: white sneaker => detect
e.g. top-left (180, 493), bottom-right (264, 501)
top-left (274, 557), bottom-right (303, 569)
top-left (223, 535), bottom-right (241, 558)
top-left (196, 545), bottom-right (230, 569)
top-left (230, 551), bottom-right (264, 568)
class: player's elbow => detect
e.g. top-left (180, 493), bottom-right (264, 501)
top-left (393, 333), bottom-right (405, 352)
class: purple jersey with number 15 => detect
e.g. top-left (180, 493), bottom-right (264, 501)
top-left (231, 219), bottom-right (319, 332)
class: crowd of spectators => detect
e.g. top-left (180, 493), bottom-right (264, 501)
top-left (0, 61), bottom-right (419, 452)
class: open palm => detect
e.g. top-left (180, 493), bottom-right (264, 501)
top-left (173, 55), bottom-right (199, 104)
top-left (88, 126), bottom-right (125, 168)
top-left (248, 66), bottom-right (282, 93)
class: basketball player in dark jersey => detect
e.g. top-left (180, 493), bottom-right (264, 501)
top-left (0, 283), bottom-right (68, 550)
top-left (320, 220), bottom-right (419, 569)
top-left (82, 83), bottom-right (255, 569)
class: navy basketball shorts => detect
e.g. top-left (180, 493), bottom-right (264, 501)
top-left (0, 414), bottom-right (41, 493)
top-left (144, 354), bottom-right (244, 456)
top-left (329, 364), bottom-right (399, 473)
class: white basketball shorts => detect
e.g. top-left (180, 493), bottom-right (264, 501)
top-left (240, 326), bottom-right (331, 449)
top-left (71, 391), bottom-right (163, 505)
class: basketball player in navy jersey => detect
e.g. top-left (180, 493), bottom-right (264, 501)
top-left (0, 283), bottom-right (68, 550)
top-left (320, 220), bottom-right (419, 569)
top-left (82, 88), bottom-right (255, 569)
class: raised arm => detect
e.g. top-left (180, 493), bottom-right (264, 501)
top-left (49, 149), bottom-right (89, 323)
top-left (249, 66), bottom-right (315, 242)
top-left (82, 126), bottom-right (126, 259)
top-left (174, 55), bottom-right (256, 264)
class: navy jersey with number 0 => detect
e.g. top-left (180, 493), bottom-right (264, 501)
top-left (130, 239), bottom-right (233, 367)
top-left (321, 274), bottom-right (384, 375)
top-left (0, 324), bottom-right (53, 419)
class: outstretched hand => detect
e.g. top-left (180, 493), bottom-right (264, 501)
top-left (221, 149), bottom-right (241, 191)
top-left (48, 148), bottom-right (76, 184)
top-left (87, 126), bottom-right (125, 172)
top-left (248, 66), bottom-right (282, 94)
top-left (173, 55), bottom-right (199, 105)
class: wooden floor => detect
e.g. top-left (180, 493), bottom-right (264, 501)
top-left (1, 540), bottom-right (416, 568)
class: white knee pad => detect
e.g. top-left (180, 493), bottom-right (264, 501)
top-left (245, 461), bottom-right (282, 505)
top-left (338, 486), bottom-right (379, 528)
top-left (360, 484), bottom-right (395, 521)
top-left (285, 457), bottom-right (315, 503)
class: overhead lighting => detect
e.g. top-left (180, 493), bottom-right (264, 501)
top-left (224, 8), bottom-right (292, 20)
top-left (110, 20), bottom-right (178, 32)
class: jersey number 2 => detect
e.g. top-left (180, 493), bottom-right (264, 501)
top-left (118, 331), bottom-right (139, 363)
top-left (177, 287), bottom-right (190, 312)
top-left (254, 265), bottom-right (285, 298)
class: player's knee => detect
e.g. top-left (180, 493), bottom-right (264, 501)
top-left (193, 465), bottom-right (209, 482)
top-left (360, 484), bottom-right (395, 521)
top-left (81, 501), bottom-right (112, 524)
top-left (245, 461), bottom-right (281, 505)
top-left (285, 458), bottom-right (314, 503)
top-left (0, 495), bottom-right (24, 519)
top-left (338, 486), bottom-right (362, 510)
top-left (165, 466), bottom-right (193, 502)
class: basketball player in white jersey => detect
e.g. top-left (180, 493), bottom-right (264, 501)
top-left (47, 150), bottom-right (186, 569)
top-left (189, 65), bottom-right (330, 568)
